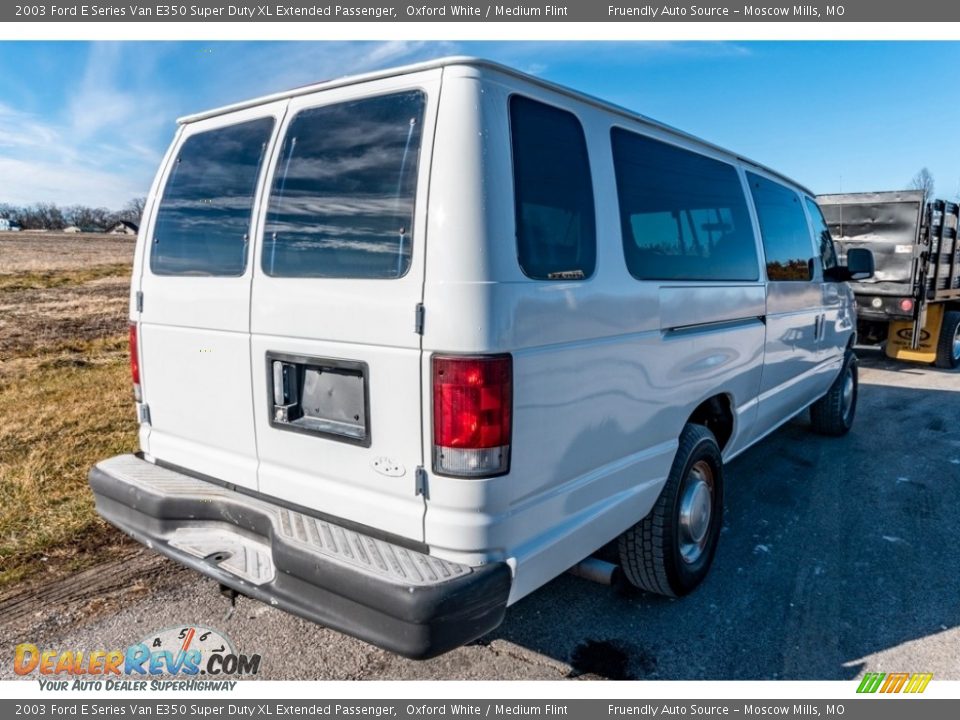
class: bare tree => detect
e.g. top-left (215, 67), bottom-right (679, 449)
top-left (64, 205), bottom-right (99, 229)
top-left (0, 203), bottom-right (21, 224)
top-left (909, 167), bottom-right (935, 201)
top-left (122, 197), bottom-right (147, 226)
top-left (0, 197), bottom-right (146, 231)
top-left (26, 203), bottom-right (66, 230)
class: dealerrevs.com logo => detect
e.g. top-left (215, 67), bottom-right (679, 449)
top-left (14, 626), bottom-right (260, 691)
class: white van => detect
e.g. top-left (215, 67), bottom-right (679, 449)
top-left (89, 57), bottom-right (873, 658)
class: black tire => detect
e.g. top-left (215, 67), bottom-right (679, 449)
top-left (934, 310), bottom-right (960, 370)
top-left (617, 423), bottom-right (723, 597)
top-left (810, 351), bottom-right (858, 436)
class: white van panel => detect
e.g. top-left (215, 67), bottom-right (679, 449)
top-left (755, 281), bottom-right (824, 431)
top-left (418, 68), bottom-right (513, 352)
top-left (250, 337), bottom-right (428, 539)
top-left (420, 69), bottom-right (767, 600)
top-left (100, 58), bottom-right (862, 655)
top-left (658, 285), bottom-right (765, 330)
top-left (249, 70), bottom-right (442, 541)
top-left (137, 101), bottom-right (287, 490)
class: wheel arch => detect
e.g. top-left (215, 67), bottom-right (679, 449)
top-left (686, 393), bottom-right (735, 452)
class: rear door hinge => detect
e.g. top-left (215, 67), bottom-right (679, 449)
top-left (135, 291), bottom-right (144, 313)
top-left (414, 303), bottom-right (425, 335)
top-left (139, 403), bottom-right (151, 425)
top-left (415, 466), bottom-right (428, 497)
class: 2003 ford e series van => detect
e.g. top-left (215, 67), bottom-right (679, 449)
top-left (89, 57), bottom-right (874, 658)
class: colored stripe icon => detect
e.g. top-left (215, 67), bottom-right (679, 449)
top-left (857, 672), bottom-right (933, 694)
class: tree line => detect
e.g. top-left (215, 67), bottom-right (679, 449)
top-left (0, 197), bottom-right (146, 232)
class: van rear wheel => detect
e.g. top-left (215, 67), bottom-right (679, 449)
top-left (618, 423), bottom-right (723, 597)
top-left (934, 310), bottom-right (960, 370)
top-left (810, 351), bottom-right (858, 436)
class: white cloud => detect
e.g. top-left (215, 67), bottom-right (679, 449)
top-left (202, 41), bottom-right (458, 107)
top-left (0, 43), bottom-right (170, 207)
top-left (0, 41), bottom-right (752, 208)
top-left (0, 156), bottom-right (145, 207)
top-left (0, 41), bottom-right (452, 208)
top-left (0, 103), bottom-right (62, 152)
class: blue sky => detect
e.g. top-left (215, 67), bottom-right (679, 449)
top-left (1, 41), bottom-right (958, 208)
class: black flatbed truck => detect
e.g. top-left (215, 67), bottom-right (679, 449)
top-left (816, 190), bottom-right (960, 368)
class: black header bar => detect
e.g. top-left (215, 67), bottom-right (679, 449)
top-left (5, 1), bottom-right (960, 23)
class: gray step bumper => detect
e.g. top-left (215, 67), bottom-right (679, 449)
top-left (89, 454), bottom-right (510, 659)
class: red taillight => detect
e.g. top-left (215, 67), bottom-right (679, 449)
top-left (433, 355), bottom-right (512, 477)
top-left (129, 322), bottom-right (141, 401)
top-left (899, 298), bottom-right (914, 313)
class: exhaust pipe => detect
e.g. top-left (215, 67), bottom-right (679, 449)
top-left (568, 557), bottom-right (621, 586)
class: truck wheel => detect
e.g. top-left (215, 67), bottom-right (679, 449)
top-left (810, 351), bottom-right (858, 436)
top-left (618, 423), bottom-right (723, 597)
top-left (934, 311), bottom-right (960, 370)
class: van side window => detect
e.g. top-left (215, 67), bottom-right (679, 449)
top-left (804, 196), bottom-right (838, 271)
top-left (747, 173), bottom-right (815, 281)
top-left (150, 117), bottom-right (274, 276)
top-left (510, 95), bottom-right (596, 281)
top-left (611, 129), bottom-right (759, 282)
top-left (263, 91), bottom-right (426, 279)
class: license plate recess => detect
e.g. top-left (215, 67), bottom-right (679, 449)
top-left (267, 352), bottom-right (370, 446)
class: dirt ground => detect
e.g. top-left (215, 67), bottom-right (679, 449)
top-left (0, 232), bottom-right (136, 273)
top-left (0, 232), bottom-right (139, 587)
top-left (1, 232), bottom-right (958, 680)
top-left (2, 351), bottom-right (958, 681)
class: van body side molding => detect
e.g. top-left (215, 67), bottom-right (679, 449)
top-left (658, 284), bottom-right (767, 332)
top-left (663, 315), bottom-right (767, 335)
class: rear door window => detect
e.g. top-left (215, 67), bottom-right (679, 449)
top-left (611, 128), bottom-right (759, 282)
top-left (150, 117), bottom-right (274, 276)
top-left (747, 173), bottom-right (816, 281)
top-left (510, 95), bottom-right (596, 281)
top-left (262, 91), bottom-right (426, 279)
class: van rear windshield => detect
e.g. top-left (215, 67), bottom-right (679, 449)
top-left (150, 117), bottom-right (274, 276)
top-left (262, 91), bottom-right (426, 279)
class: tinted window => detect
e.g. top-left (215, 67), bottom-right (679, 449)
top-left (747, 173), bottom-right (815, 281)
top-left (510, 95), bottom-right (596, 280)
top-left (151, 118), bottom-right (273, 276)
top-left (611, 129), bottom-right (758, 282)
top-left (804, 197), bottom-right (838, 271)
top-left (263, 91), bottom-right (425, 279)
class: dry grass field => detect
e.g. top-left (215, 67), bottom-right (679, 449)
top-left (0, 232), bottom-right (139, 587)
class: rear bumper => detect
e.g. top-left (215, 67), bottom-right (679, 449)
top-left (88, 454), bottom-right (511, 659)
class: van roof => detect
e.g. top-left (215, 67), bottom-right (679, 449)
top-left (178, 55), bottom-right (813, 197)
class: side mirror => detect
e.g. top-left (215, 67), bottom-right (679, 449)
top-left (824, 247), bottom-right (875, 282)
top-left (846, 247), bottom-right (875, 280)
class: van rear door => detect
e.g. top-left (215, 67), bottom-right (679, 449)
top-left (137, 103), bottom-right (285, 490)
top-left (249, 71), bottom-right (441, 540)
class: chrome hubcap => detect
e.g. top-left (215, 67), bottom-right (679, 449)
top-left (678, 461), bottom-right (714, 565)
top-left (841, 369), bottom-right (855, 419)
top-left (952, 324), bottom-right (960, 361)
